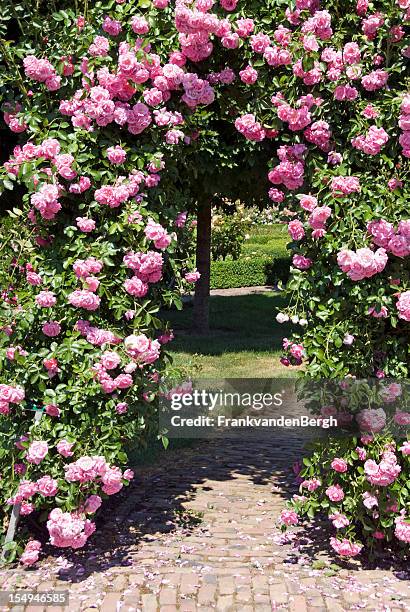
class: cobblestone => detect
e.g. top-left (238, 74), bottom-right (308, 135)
top-left (0, 437), bottom-right (408, 611)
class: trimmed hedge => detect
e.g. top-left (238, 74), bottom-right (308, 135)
top-left (210, 256), bottom-right (290, 289)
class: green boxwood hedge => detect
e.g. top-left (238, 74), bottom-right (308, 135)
top-left (210, 256), bottom-right (290, 289)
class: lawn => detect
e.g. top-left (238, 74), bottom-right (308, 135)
top-left (242, 223), bottom-right (289, 259)
top-left (162, 291), bottom-right (298, 378)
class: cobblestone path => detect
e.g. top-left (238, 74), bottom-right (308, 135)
top-left (1, 435), bottom-right (409, 612)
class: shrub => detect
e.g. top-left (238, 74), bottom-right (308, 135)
top-left (210, 256), bottom-right (290, 289)
top-left (0, 0), bottom-right (239, 563)
top-left (231, 0), bottom-right (410, 556)
top-left (211, 202), bottom-right (252, 261)
top-left (282, 380), bottom-right (410, 557)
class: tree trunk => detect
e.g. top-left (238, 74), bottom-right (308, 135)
top-left (192, 198), bottom-right (212, 335)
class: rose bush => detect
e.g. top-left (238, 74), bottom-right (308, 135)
top-left (281, 379), bottom-right (410, 556)
top-left (0, 0), bottom-right (241, 563)
top-left (220, 0), bottom-right (409, 557)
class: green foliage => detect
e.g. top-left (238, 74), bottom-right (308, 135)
top-left (211, 202), bottom-right (252, 261)
top-left (210, 256), bottom-right (290, 289)
top-left (210, 223), bottom-right (290, 288)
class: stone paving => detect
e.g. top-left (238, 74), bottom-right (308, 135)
top-left (0, 435), bottom-right (409, 612)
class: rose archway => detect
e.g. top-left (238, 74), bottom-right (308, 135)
top-left (0, 0), bottom-right (409, 565)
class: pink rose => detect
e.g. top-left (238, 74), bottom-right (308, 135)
top-left (280, 509), bottom-right (299, 525)
top-left (20, 540), bottom-right (41, 566)
top-left (36, 291), bottom-right (57, 308)
top-left (330, 537), bottom-right (362, 557)
top-left (26, 441), bottom-right (48, 465)
top-left (42, 321), bottom-right (61, 337)
top-left (37, 475), bottom-right (58, 496)
top-left (325, 484), bottom-right (344, 502)
top-left (76, 217), bottom-right (96, 232)
top-left (116, 402), bottom-right (128, 414)
top-left (45, 404), bottom-right (60, 417)
top-left (85, 495), bottom-right (102, 513)
top-left (100, 351), bottom-right (121, 370)
top-left (331, 458), bottom-right (348, 473)
top-left (184, 270), bottom-right (201, 283)
top-left (106, 145), bottom-right (126, 165)
top-left (57, 439), bottom-right (75, 457)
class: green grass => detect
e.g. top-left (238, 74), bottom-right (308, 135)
top-left (162, 292), bottom-right (298, 378)
top-left (242, 223), bottom-right (289, 259)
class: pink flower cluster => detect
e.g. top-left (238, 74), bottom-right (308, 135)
top-left (31, 184), bottom-right (61, 220)
top-left (185, 270), bottom-right (201, 283)
top-left (361, 69), bottom-right (389, 91)
top-left (88, 35), bottom-right (110, 57)
top-left (124, 334), bottom-right (161, 365)
top-left (399, 94), bottom-right (410, 157)
top-left (364, 451), bottom-right (401, 486)
top-left (308, 206), bottom-right (331, 238)
top-left (182, 73), bottom-right (215, 107)
top-left (47, 508), bottom-right (96, 549)
top-left (68, 258), bottom-right (103, 311)
top-left (75, 319), bottom-right (121, 346)
top-left (0, 384), bottom-right (25, 415)
top-left (26, 441), bottom-right (49, 465)
top-left (65, 456), bottom-right (133, 497)
top-left (102, 16), bottom-right (122, 36)
top-left (23, 55), bottom-right (60, 91)
top-left (57, 439), bottom-right (75, 457)
top-left (73, 257), bottom-right (104, 279)
top-left (288, 220), bottom-right (305, 241)
top-left (94, 173), bottom-right (143, 208)
top-left (268, 144), bottom-right (306, 191)
top-left (337, 247), bottom-right (388, 281)
top-left (3, 102), bottom-right (27, 133)
top-left (123, 250), bottom-right (163, 297)
top-left (106, 145), bottom-right (127, 164)
top-left (326, 484), bottom-right (344, 502)
top-left (352, 123), bottom-right (389, 156)
top-left (329, 512), bottom-right (350, 528)
top-left (76, 217), bottom-right (96, 232)
top-left (175, 1), bottom-right (244, 61)
top-left (144, 219), bottom-right (172, 250)
top-left (331, 458), bottom-right (348, 473)
top-left (304, 120), bottom-right (332, 151)
top-left (276, 101), bottom-right (312, 132)
top-left (361, 12), bottom-right (384, 39)
top-left (239, 65), bottom-right (258, 84)
top-left (20, 540), bottom-right (42, 566)
top-left (42, 321), bottom-right (61, 337)
top-left (235, 114), bottom-right (266, 141)
top-left (367, 219), bottom-right (410, 258)
top-left (331, 176), bottom-right (360, 197)
top-left (330, 537), bottom-right (362, 557)
top-left (292, 254), bottom-right (312, 270)
top-left (281, 338), bottom-right (305, 366)
top-left (395, 513), bottom-right (410, 543)
top-left (301, 10), bottom-right (333, 40)
top-left (92, 359), bottom-right (133, 393)
top-left (280, 509), bottom-right (298, 525)
top-left (399, 441), bottom-right (410, 456)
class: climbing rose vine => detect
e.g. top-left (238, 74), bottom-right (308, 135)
top-left (0, 0), bottom-right (232, 564)
top-left (0, 0), bottom-right (409, 563)
top-left (227, 0), bottom-right (409, 557)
